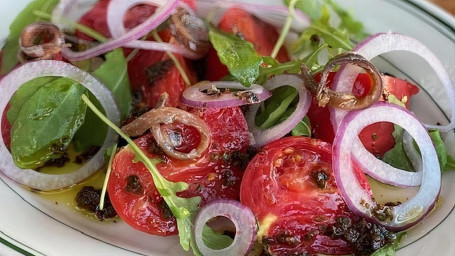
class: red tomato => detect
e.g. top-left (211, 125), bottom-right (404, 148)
top-left (205, 8), bottom-right (290, 81)
top-left (308, 73), bottom-right (419, 156)
top-left (108, 107), bottom-right (250, 235)
top-left (240, 136), bottom-right (371, 255)
top-left (126, 37), bottom-right (197, 108)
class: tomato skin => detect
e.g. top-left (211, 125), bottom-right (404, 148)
top-left (204, 8), bottom-right (290, 81)
top-left (109, 107), bottom-right (250, 235)
top-left (308, 73), bottom-right (420, 156)
top-left (240, 136), bottom-right (370, 255)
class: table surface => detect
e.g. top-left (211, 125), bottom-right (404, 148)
top-left (431, 0), bottom-right (455, 15)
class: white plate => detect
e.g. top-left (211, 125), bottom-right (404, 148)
top-left (0, 0), bottom-right (454, 255)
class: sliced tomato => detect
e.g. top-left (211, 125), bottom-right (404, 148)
top-left (205, 8), bottom-right (290, 81)
top-left (108, 107), bottom-right (250, 235)
top-left (240, 136), bottom-right (371, 255)
top-left (308, 73), bottom-right (420, 156)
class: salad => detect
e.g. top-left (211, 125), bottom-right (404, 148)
top-left (0, 0), bottom-right (454, 255)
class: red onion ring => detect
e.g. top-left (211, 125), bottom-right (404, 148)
top-left (333, 102), bottom-right (440, 231)
top-left (181, 81), bottom-right (271, 108)
top-left (331, 33), bottom-right (455, 132)
top-left (194, 199), bottom-right (257, 256)
top-left (0, 60), bottom-right (120, 191)
top-left (195, 0), bottom-right (310, 33)
top-left (107, 0), bottom-right (201, 60)
top-left (246, 74), bottom-right (311, 147)
top-left (61, 0), bottom-right (181, 61)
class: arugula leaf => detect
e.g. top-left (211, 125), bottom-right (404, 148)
top-left (201, 225), bottom-right (233, 250)
top-left (7, 77), bottom-right (56, 124)
top-left (208, 27), bottom-right (263, 86)
top-left (1, 0), bottom-right (59, 75)
top-left (284, 0), bottom-right (322, 20)
top-left (276, 107), bottom-right (312, 137)
top-left (81, 95), bottom-right (201, 254)
top-left (257, 58), bottom-right (302, 84)
top-left (10, 78), bottom-right (87, 169)
top-left (255, 86), bottom-right (298, 129)
top-left (72, 48), bottom-right (132, 152)
top-left (371, 232), bottom-right (406, 256)
top-left (429, 129), bottom-right (448, 170)
top-left (323, 0), bottom-right (368, 41)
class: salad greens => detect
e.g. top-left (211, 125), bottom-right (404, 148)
top-left (10, 78), bottom-right (87, 169)
top-left (0, 0), bottom-right (59, 75)
top-left (208, 27), bottom-right (263, 87)
top-left (370, 232), bottom-right (406, 256)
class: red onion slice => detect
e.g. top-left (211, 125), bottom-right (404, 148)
top-left (0, 60), bottom-right (120, 191)
top-left (195, 0), bottom-right (310, 32)
top-left (181, 81), bottom-right (271, 108)
top-left (61, 0), bottom-right (180, 61)
top-left (194, 199), bottom-right (257, 256)
top-left (333, 102), bottom-right (440, 231)
top-left (246, 74), bottom-right (311, 147)
top-left (331, 33), bottom-right (455, 132)
top-left (107, 0), bottom-right (201, 59)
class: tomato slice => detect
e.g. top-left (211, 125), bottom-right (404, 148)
top-left (108, 107), bottom-right (250, 235)
top-left (205, 8), bottom-right (290, 81)
top-left (240, 136), bottom-right (371, 255)
top-left (308, 73), bottom-right (420, 156)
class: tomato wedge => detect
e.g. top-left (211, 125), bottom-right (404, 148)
top-left (205, 7), bottom-right (290, 81)
top-left (240, 136), bottom-right (372, 255)
top-left (308, 73), bottom-right (420, 156)
top-left (108, 107), bottom-right (250, 235)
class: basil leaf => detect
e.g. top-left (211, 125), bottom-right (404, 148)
top-left (73, 49), bottom-right (132, 152)
top-left (7, 76), bottom-right (56, 124)
top-left (255, 86), bottom-right (298, 129)
top-left (209, 27), bottom-right (263, 86)
top-left (201, 225), bottom-right (233, 250)
top-left (10, 78), bottom-right (87, 169)
top-left (1, 0), bottom-right (59, 75)
top-left (382, 125), bottom-right (414, 172)
top-left (371, 232), bottom-right (406, 256)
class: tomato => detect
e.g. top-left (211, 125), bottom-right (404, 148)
top-left (108, 107), bottom-right (250, 235)
top-left (204, 8), bottom-right (290, 81)
top-left (240, 136), bottom-right (370, 255)
top-left (308, 73), bottom-right (420, 156)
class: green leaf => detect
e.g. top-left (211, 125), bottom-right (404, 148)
top-left (255, 86), bottom-right (298, 129)
top-left (1, 0), bottom-right (59, 75)
top-left (371, 232), bottom-right (406, 256)
top-left (429, 130), bottom-right (447, 170)
top-left (208, 27), bottom-right (263, 86)
top-left (10, 78), bottom-right (87, 169)
top-left (302, 42), bottom-right (328, 70)
top-left (201, 225), bottom-right (233, 250)
top-left (382, 125), bottom-right (414, 172)
top-left (257, 58), bottom-right (302, 84)
top-left (7, 77), bottom-right (56, 124)
top-left (72, 49), bottom-right (132, 152)
top-left (276, 107), bottom-right (312, 137)
top-left (323, 0), bottom-right (368, 41)
top-left (284, 0), bottom-right (322, 20)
